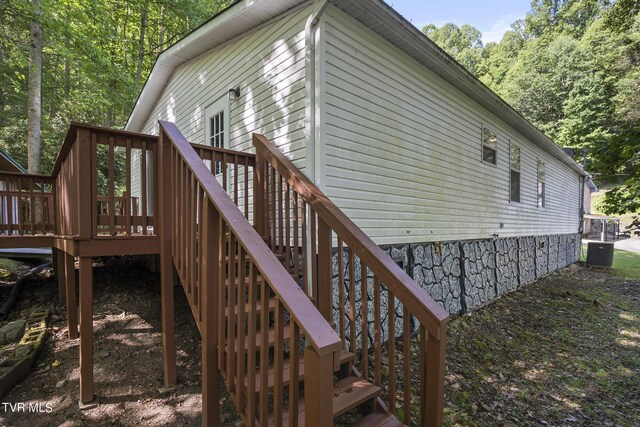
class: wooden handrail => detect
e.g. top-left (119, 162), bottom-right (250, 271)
top-left (252, 133), bottom-right (449, 339)
top-left (0, 171), bottom-right (54, 180)
top-left (51, 122), bottom-right (158, 177)
top-left (190, 142), bottom-right (256, 165)
top-left (160, 121), bottom-right (342, 356)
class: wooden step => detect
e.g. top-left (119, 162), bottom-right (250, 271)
top-left (267, 376), bottom-right (381, 426)
top-left (333, 376), bottom-right (381, 417)
top-left (246, 350), bottom-right (355, 393)
top-left (224, 272), bottom-right (300, 288)
top-left (350, 409), bottom-right (407, 427)
top-left (227, 324), bottom-right (292, 353)
top-left (225, 252), bottom-right (286, 263)
top-left (225, 297), bottom-right (276, 317)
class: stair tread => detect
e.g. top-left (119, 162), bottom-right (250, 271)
top-left (227, 324), bottom-right (292, 353)
top-left (333, 376), bottom-right (381, 417)
top-left (246, 349), bottom-right (355, 393)
top-left (225, 252), bottom-right (285, 262)
top-left (350, 410), bottom-right (407, 427)
top-left (225, 297), bottom-right (276, 317)
top-left (266, 376), bottom-right (381, 426)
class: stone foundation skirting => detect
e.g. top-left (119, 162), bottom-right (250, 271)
top-left (331, 233), bottom-right (581, 349)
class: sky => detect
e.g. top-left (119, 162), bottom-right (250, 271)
top-left (386, 0), bottom-right (533, 44)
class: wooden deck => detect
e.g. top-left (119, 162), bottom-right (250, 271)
top-left (0, 122), bottom-right (449, 426)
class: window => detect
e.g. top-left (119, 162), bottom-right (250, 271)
top-left (482, 127), bottom-right (497, 165)
top-left (537, 160), bottom-right (545, 208)
top-left (205, 96), bottom-right (230, 175)
top-left (510, 144), bottom-right (520, 203)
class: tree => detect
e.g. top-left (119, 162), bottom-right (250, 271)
top-left (423, 23), bottom-right (484, 75)
top-left (0, 0), bottom-right (231, 174)
top-left (424, 0), bottom-right (639, 217)
top-left (26, 0), bottom-right (42, 173)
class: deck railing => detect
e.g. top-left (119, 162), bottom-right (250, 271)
top-left (0, 171), bottom-right (55, 236)
top-left (159, 122), bottom-right (343, 426)
top-left (191, 143), bottom-right (255, 219)
top-left (253, 133), bottom-right (450, 426)
top-left (52, 123), bottom-right (159, 238)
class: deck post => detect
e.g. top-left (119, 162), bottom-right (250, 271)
top-left (422, 328), bottom-right (446, 427)
top-left (53, 248), bottom-right (65, 305)
top-left (75, 128), bottom-right (93, 238)
top-left (78, 256), bottom-right (94, 403)
top-left (158, 128), bottom-right (177, 387)
top-left (253, 148), bottom-right (266, 239)
top-left (304, 347), bottom-right (334, 427)
top-left (317, 218), bottom-right (332, 324)
top-left (201, 197), bottom-right (220, 426)
top-left (64, 252), bottom-right (77, 339)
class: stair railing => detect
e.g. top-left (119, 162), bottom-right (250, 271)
top-left (159, 122), bottom-right (343, 427)
top-left (253, 133), bottom-right (450, 426)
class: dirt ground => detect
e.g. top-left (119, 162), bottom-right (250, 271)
top-left (0, 257), bottom-right (240, 427)
top-left (0, 258), bottom-right (637, 426)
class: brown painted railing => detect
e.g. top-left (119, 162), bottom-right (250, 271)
top-left (253, 133), bottom-right (450, 426)
top-left (0, 171), bottom-right (55, 235)
top-left (159, 122), bottom-right (342, 426)
top-left (191, 143), bottom-right (255, 219)
top-left (53, 123), bottom-right (158, 238)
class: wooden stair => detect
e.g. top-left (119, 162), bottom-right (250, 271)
top-left (245, 349), bottom-right (355, 393)
top-left (220, 237), bottom-right (406, 427)
top-left (266, 376), bottom-right (381, 426)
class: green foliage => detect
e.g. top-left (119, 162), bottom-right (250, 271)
top-left (423, 0), bottom-right (639, 216)
top-left (0, 0), bottom-right (231, 174)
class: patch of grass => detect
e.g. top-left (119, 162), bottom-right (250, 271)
top-left (612, 249), bottom-right (640, 280)
top-left (581, 243), bottom-right (640, 279)
top-left (0, 257), bottom-right (26, 278)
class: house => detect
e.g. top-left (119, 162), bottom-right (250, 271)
top-left (0, 1), bottom-right (588, 425)
top-left (127, 0), bottom-right (586, 316)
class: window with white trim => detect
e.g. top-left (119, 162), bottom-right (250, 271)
top-left (205, 96), bottom-right (230, 175)
top-left (537, 160), bottom-right (546, 208)
top-left (510, 144), bottom-right (520, 203)
top-left (482, 126), bottom-right (497, 165)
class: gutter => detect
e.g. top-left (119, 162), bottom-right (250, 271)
top-left (305, 0), bottom-right (329, 185)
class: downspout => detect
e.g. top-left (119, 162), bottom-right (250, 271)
top-left (304, 0), bottom-right (329, 298)
top-left (579, 175), bottom-right (585, 235)
top-left (305, 0), bottom-right (329, 185)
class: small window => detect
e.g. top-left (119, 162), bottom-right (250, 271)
top-left (482, 127), bottom-right (497, 165)
top-left (205, 96), bottom-right (230, 175)
top-left (537, 160), bottom-right (545, 208)
top-left (510, 144), bottom-right (520, 203)
top-left (209, 112), bottom-right (224, 174)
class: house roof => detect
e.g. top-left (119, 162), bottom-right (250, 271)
top-left (0, 149), bottom-right (27, 174)
top-left (126, 0), bottom-right (586, 177)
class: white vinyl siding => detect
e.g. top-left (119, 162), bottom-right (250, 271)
top-left (322, 5), bottom-right (580, 245)
top-left (131, 4), bottom-right (311, 200)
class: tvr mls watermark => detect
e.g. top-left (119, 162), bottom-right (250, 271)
top-left (1, 402), bottom-right (53, 413)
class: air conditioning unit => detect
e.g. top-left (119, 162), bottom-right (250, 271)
top-left (586, 242), bottom-right (614, 268)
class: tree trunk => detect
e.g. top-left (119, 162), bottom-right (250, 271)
top-left (27, 0), bottom-right (43, 173)
top-left (135, 0), bottom-right (149, 85)
top-left (159, 5), bottom-right (165, 54)
top-left (27, 0), bottom-right (43, 174)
